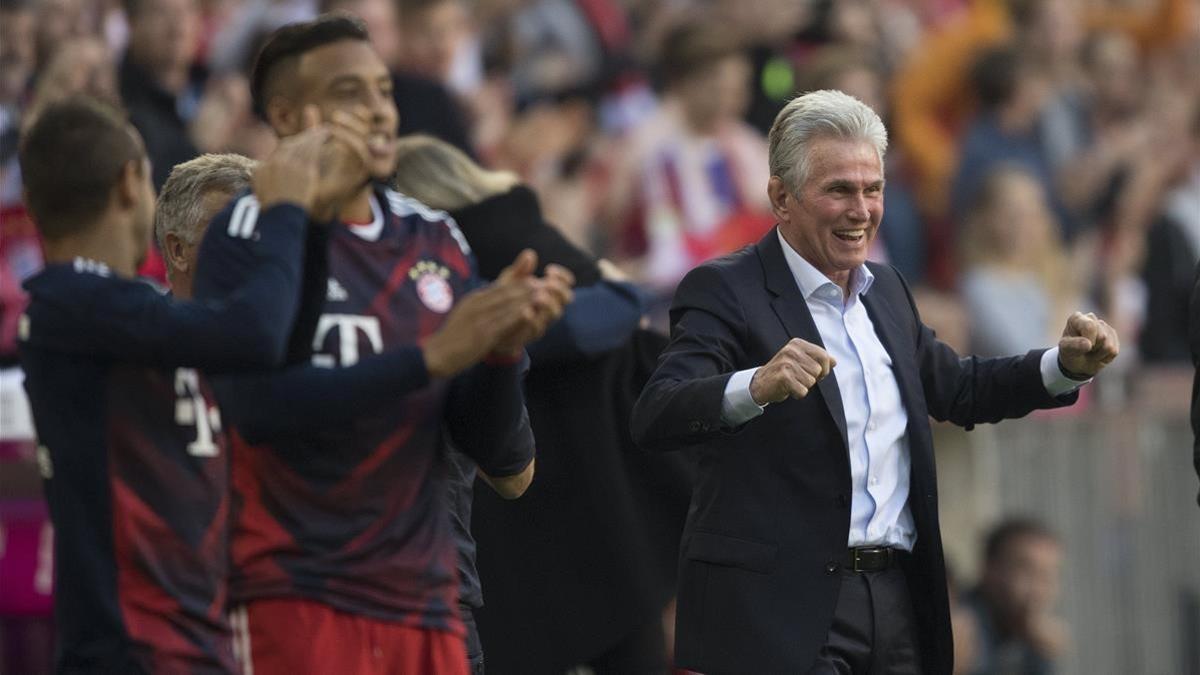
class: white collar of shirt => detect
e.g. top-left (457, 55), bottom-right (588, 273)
top-left (348, 194), bottom-right (385, 242)
top-left (776, 228), bottom-right (874, 308)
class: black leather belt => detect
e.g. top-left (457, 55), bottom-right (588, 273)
top-left (842, 546), bottom-right (907, 572)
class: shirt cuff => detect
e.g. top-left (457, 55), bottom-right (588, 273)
top-left (1040, 347), bottom-right (1091, 397)
top-left (721, 367), bottom-right (766, 427)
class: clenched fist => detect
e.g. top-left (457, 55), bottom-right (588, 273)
top-left (1057, 311), bottom-right (1119, 378)
top-left (750, 338), bottom-right (837, 405)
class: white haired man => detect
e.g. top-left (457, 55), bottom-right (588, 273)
top-left (155, 153), bottom-right (257, 300)
top-left (631, 90), bottom-right (1120, 674)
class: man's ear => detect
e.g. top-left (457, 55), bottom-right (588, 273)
top-left (163, 231), bottom-right (189, 274)
top-left (767, 176), bottom-right (792, 223)
top-left (266, 95), bottom-right (302, 136)
top-left (116, 159), bottom-right (142, 209)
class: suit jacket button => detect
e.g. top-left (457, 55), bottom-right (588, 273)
top-left (836, 494), bottom-right (849, 507)
top-left (689, 421), bottom-right (702, 432)
top-left (825, 562), bottom-right (839, 574)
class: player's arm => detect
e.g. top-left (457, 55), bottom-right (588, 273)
top-left (213, 275), bottom-right (546, 444)
top-left (280, 224), bottom-right (332, 365)
top-left (442, 253), bottom-right (572, 491)
top-left (475, 407), bottom-right (536, 499)
top-left (443, 353), bottom-right (536, 498)
top-left (20, 202), bottom-right (306, 372)
top-left (211, 346), bottom-right (430, 444)
top-left (525, 280), bottom-right (645, 364)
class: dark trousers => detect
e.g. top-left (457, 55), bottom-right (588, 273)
top-left (586, 612), bottom-right (669, 675)
top-left (807, 566), bottom-right (924, 675)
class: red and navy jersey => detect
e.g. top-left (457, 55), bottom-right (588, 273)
top-left (17, 202), bottom-right (313, 674)
top-left (219, 187), bottom-right (533, 635)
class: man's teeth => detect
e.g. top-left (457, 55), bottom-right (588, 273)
top-left (834, 230), bottom-right (865, 241)
top-left (367, 134), bottom-right (390, 152)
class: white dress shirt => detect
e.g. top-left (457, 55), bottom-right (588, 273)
top-left (720, 230), bottom-right (1088, 550)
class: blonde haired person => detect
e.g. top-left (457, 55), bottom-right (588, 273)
top-left (393, 135), bottom-right (608, 287)
top-left (959, 165), bottom-right (1083, 356)
top-left (393, 135), bottom-right (690, 675)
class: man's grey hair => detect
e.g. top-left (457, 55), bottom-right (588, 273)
top-left (768, 89), bottom-right (888, 193)
top-left (155, 153), bottom-right (257, 252)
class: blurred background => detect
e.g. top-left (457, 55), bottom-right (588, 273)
top-left (0, 0), bottom-right (1198, 673)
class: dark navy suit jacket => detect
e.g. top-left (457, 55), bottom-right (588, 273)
top-left (632, 228), bottom-right (1077, 675)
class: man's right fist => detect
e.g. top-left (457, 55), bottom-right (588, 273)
top-left (749, 338), bottom-right (836, 405)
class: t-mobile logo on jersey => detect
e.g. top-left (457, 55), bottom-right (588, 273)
top-left (174, 368), bottom-right (222, 457)
top-left (311, 314), bottom-right (384, 367)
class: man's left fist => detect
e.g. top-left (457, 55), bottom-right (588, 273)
top-left (1058, 311), bottom-right (1119, 378)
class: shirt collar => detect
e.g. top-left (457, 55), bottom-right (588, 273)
top-left (776, 228), bottom-right (874, 304)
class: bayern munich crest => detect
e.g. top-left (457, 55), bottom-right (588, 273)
top-left (410, 260), bottom-right (454, 313)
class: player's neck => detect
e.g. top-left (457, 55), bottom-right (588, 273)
top-left (339, 187), bottom-right (375, 224)
top-left (42, 219), bottom-right (138, 277)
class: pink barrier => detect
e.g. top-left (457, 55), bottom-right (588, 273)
top-left (0, 498), bottom-right (54, 616)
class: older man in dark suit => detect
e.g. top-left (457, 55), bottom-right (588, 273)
top-left (631, 90), bottom-right (1119, 675)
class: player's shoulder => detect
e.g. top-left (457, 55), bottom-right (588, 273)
top-left (202, 190), bottom-right (266, 243)
top-left (19, 258), bottom-right (162, 345)
top-left (23, 258), bottom-right (129, 297)
top-left (379, 186), bottom-right (472, 258)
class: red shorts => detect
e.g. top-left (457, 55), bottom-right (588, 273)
top-left (231, 598), bottom-right (468, 675)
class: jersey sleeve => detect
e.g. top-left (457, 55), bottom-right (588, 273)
top-left (443, 355), bottom-right (535, 478)
top-left (21, 199), bottom-right (309, 372)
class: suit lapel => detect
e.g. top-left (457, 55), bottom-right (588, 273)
top-left (861, 282), bottom-right (918, 403)
top-left (757, 230), bottom-right (849, 452)
top-left (861, 275), bottom-right (935, 488)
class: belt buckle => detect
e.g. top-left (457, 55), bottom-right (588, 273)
top-left (851, 548), bottom-right (867, 572)
top-left (851, 546), bottom-right (887, 572)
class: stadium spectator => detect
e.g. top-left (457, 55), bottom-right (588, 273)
top-left (119, 0), bottom-right (204, 188)
top-left (966, 519), bottom-right (1067, 675)
top-left (950, 47), bottom-right (1072, 237)
top-left (323, 0), bottom-right (475, 155)
top-left (890, 0), bottom-right (1194, 215)
top-left (396, 0), bottom-right (478, 95)
top-left (959, 166), bottom-right (1082, 356)
top-left (601, 18), bottom-right (771, 300)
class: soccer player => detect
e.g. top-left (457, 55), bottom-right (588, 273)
top-left (15, 97), bottom-right (365, 673)
top-left (206, 14), bottom-right (573, 674)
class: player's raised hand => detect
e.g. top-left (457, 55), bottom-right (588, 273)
top-left (421, 270), bottom-right (538, 378)
top-left (1058, 311), bottom-right (1119, 377)
top-left (490, 259), bottom-right (575, 358)
top-left (252, 124), bottom-right (331, 212)
top-left (749, 338), bottom-right (837, 405)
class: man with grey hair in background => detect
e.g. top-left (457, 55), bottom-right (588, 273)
top-left (632, 89), bottom-right (1120, 674)
top-left (155, 153), bottom-right (257, 300)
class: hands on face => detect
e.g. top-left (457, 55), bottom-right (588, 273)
top-left (251, 106), bottom-right (372, 218)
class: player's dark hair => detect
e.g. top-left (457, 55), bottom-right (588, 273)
top-left (250, 13), bottom-right (371, 120)
top-left (984, 518), bottom-right (1058, 564)
top-left (18, 97), bottom-right (143, 240)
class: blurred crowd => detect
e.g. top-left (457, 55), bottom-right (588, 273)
top-left (0, 0), bottom-right (1197, 673)
top-left (1, 0), bottom-right (1198, 365)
